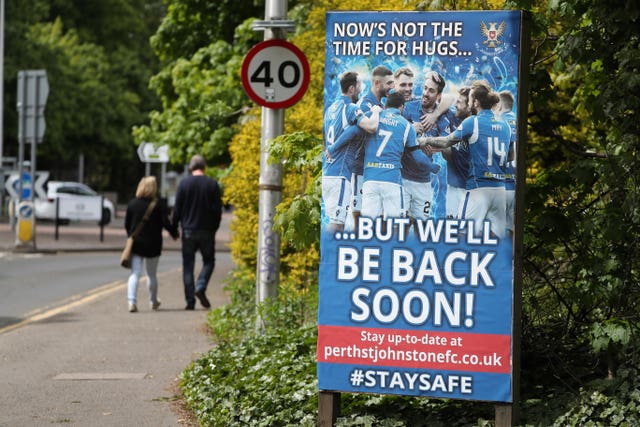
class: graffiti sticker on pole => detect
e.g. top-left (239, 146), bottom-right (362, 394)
top-left (317, 10), bottom-right (529, 403)
top-left (242, 39), bottom-right (310, 109)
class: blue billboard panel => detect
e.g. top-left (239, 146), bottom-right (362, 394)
top-left (318, 10), bottom-right (525, 403)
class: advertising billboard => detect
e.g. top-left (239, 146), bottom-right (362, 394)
top-left (317, 10), bottom-right (526, 403)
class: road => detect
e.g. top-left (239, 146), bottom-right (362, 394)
top-left (0, 211), bottom-right (234, 425)
top-left (0, 208), bottom-right (232, 331)
top-left (0, 250), bottom-right (183, 328)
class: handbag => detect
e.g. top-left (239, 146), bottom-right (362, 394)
top-left (120, 237), bottom-right (135, 268)
top-left (120, 199), bottom-right (157, 268)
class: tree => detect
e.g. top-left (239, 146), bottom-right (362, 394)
top-left (170, 0), bottom-right (640, 423)
top-left (47, 0), bottom-right (166, 113)
top-left (150, 0), bottom-right (264, 63)
top-left (3, 0), bottom-right (165, 197)
top-left (510, 0), bottom-right (640, 379)
top-left (133, 21), bottom-right (260, 166)
top-left (132, 0), bottom-right (267, 167)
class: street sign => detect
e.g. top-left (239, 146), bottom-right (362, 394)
top-left (34, 171), bottom-right (49, 199)
top-left (137, 143), bottom-right (170, 163)
top-left (16, 201), bottom-right (35, 243)
top-left (20, 172), bottom-right (31, 199)
top-left (17, 70), bottom-right (49, 142)
top-left (241, 39), bottom-right (310, 109)
top-left (4, 171), bottom-right (48, 200)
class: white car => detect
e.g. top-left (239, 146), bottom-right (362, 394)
top-left (34, 181), bottom-right (115, 225)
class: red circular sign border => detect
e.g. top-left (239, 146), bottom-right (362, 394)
top-left (241, 39), bottom-right (311, 109)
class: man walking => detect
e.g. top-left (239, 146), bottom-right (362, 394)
top-left (172, 154), bottom-right (223, 310)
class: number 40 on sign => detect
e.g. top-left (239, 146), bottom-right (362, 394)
top-left (241, 39), bottom-right (310, 109)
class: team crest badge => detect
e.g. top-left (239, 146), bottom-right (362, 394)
top-left (480, 21), bottom-right (506, 48)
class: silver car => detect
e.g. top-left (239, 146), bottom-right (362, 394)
top-left (34, 181), bottom-right (115, 225)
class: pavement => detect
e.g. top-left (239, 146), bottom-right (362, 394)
top-left (0, 207), bottom-right (232, 254)
top-left (0, 209), bottom-right (235, 426)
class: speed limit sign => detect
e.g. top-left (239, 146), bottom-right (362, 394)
top-left (241, 39), bottom-right (310, 109)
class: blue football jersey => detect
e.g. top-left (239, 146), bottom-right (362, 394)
top-left (402, 100), bottom-right (451, 137)
top-left (402, 99), bottom-right (452, 217)
top-left (448, 144), bottom-right (470, 188)
top-left (353, 92), bottom-right (384, 176)
top-left (364, 108), bottom-right (425, 185)
top-left (446, 106), bottom-right (462, 130)
top-left (359, 91), bottom-right (383, 113)
top-left (446, 106), bottom-right (470, 190)
top-left (501, 110), bottom-right (517, 191)
top-left (322, 95), bottom-right (365, 179)
top-left (401, 100), bottom-right (448, 183)
top-left (451, 110), bottom-right (512, 189)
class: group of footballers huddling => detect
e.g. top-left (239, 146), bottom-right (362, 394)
top-left (322, 65), bottom-right (517, 240)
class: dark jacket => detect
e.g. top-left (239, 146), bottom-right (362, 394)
top-left (171, 175), bottom-right (222, 232)
top-left (125, 197), bottom-right (178, 258)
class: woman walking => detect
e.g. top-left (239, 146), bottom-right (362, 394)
top-left (124, 176), bottom-right (179, 312)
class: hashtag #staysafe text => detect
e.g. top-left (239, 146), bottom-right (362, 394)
top-left (349, 369), bottom-right (472, 394)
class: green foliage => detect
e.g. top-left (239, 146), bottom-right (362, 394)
top-left (150, 0), bottom-right (264, 62)
top-left (47, 0), bottom-right (164, 54)
top-left (181, 323), bottom-right (319, 427)
top-left (207, 267), bottom-right (256, 343)
top-left (552, 367), bottom-right (640, 427)
top-left (220, 114), bottom-right (261, 266)
top-left (14, 18), bottom-right (141, 187)
top-left (590, 320), bottom-right (631, 357)
top-left (136, 0), bottom-right (276, 168)
top-left (416, 0), bottom-right (505, 10)
top-left (335, 396), bottom-right (494, 427)
top-left (134, 19), bottom-right (262, 166)
top-left (171, 0), bottom-right (640, 425)
top-left (270, 131), bottom-right (323, 251)
top-left (274, 188), bottom-right (322, 251)
top-left (516, 0), bottom-right (640, 379)
top-left (3, 0), bottom-right (165, 197)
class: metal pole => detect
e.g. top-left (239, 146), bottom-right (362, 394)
top-left (0, 0), bottom-right (4, 167)
top-left (17, 72), bottom-right (25, 205)
top-left (31, 73), bottom-right (39, 202)
top-left (15, 72), bottom-right (25, 245)
top-left (29, 74), bottom-right (38, 249)
top-left (160, 162), bottom-right (166, 197)
top-left (78, 153), bottom-right (84, 182)
top-left (255, 0), bottom-right (288, 312)
top-left (0, 0), bottom-right (5, 218)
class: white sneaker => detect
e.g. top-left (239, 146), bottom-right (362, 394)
top-left (151, 301), bottom-right (161, 310)
top-left (128, 303), bottom-right (138, 313)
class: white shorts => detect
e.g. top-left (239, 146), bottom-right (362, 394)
top-left (458, 186), bottom-right (507, 238)
top-left (361, 180), bottom-right (405, 219)
top-left (351, 173), bottom-right (363, 212)
top-left (403, 179), bottom-right (433, 220)
top-left (322, 176), bottom-right (351, 225)
top-left (505, 189), bottom-right (515, 232)
top-left (446, 185), bottom-right (466, 219)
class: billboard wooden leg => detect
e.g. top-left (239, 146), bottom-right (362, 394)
top-left (495, 403), bottom-right (513, 427)
top-left (318, 391), bottom-right (340, 426)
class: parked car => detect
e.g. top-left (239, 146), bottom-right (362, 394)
top-left (34, 181), bottom-right (115, 225)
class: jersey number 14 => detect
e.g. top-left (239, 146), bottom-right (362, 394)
top-left (486, 137), bottom-right (507, 167)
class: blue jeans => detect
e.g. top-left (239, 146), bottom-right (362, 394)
top-left (127, 255), bottom-right (160, 305)
top-left (181, 229), bottom-right (216, 306)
